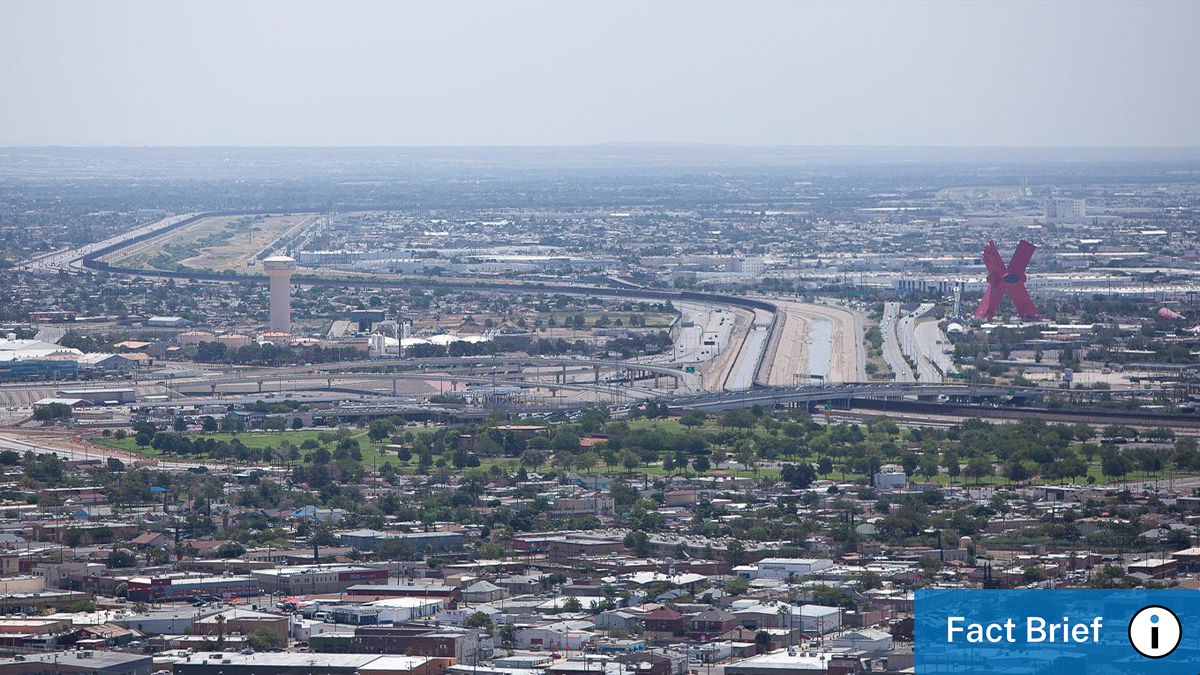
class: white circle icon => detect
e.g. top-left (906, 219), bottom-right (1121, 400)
top-left (1128, 605), bottom-right (1181, 658)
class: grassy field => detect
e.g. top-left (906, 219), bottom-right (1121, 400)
top-left (182, 214), bottom-right (311, 271)
top-left (110, 214), bottom-right (311, 273)
top-left (88, 419), bottom-right (1172, 488)
top-left (534, 311), bottom-right (676, 329)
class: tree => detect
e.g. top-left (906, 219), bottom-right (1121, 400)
top-left (1005, 460), bottom-right (1030, 484)
top-left (1071, 423), bottom-right (1095, 442)
top-left (725, 540), bottom-right (747, 566)
top-left (1101, 452), bottom-right (1130, 485)
top-left (375, 538), bottom-right (418, 561)
top-left (623, 531), bottom-right (651, 556)
top-left (220, 415), bottom-right (245, 433)
top-left (172, 416), bottom-right (188, 432)
top-left (561, 596), bottom-right (583, 613)
top-left (857, 571), bottom-right (882, 590)
top-left (498, 623), bottom-right (517, 647)
top-left (621, 451), bottom-right (640, 473)
top-left (462, 611), bottom-right (494, 636)
top-left (781, 463), bottom-right (815, 488)
top-left (67, 599), bottom-right (97, 613)
top-left (33, 403), bottom-right (72, 422)
top-left (575, 452), bottom-right (598, 475)
top-left (216, 542), bottom-right (247, 559)
top-left (918, 454), bottom-right (940, 481)
top-left (108, 549), bottom-right (137, 568)
top-left (247, 627), bottom-right (283, 651)
top-left (201, 416), bottom-right (218, 433)
top-left (369, 420), bottom-right (395, 445)
top-left (725, 576), bottom-right (750, 595)
top-left (817, 457), bottom-right (833, 478)
top-left (721, 409), bottom-right (756, 429)
top-left (944, 452), bottom-right (961, 483)
top-left (963, 458), bottom-right (993, 485)
top-left (521, 449), bottom-right (547, 472)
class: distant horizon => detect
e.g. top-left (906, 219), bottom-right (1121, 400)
top-left (3, 1), bottom-right (1198, 147)
top-left (4, 143), bottom-right (1200, 150)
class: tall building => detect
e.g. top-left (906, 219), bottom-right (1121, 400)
top-left (263, 255), bottom-right (296, 333)
top-left (1045, 197), bottom-right (1087, 224)
top-left (731, 256), bottom-right (767, 276)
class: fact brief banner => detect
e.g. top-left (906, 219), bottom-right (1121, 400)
top-left (914, 589), bottom-right (1200, 675)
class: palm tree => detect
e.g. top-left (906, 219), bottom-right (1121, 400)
top-left (215, 614), bottom-right (226, 647)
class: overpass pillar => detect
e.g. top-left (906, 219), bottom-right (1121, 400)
top-left (257, 381), bottom-right (262, 394)
top-left (594, 365), bottom-right (600, 385)
top-left (654, 373), bottom-right (660, 388)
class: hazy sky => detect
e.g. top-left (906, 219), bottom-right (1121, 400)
top-left (2, 0), bottom-right (1198, 147)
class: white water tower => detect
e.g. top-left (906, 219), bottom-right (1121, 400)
top-left (263, 255), bottom-right (297, 333)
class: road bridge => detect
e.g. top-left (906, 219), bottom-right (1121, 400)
top-left (669, 382), bottom-right (1053, 412)
top-left (256, 356), bottom-right (698, 387)
top-left (169, 370), bottom-right (659, 402)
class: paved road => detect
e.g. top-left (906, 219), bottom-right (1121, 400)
top-left (33, 326), bottom-right (65, 344)
top-left (915, 318), bottom-right (956, 379)
top-left (897, 303), bottom-right (940, 381)
top-left (17, 213), bottom-right (196, 272)
top-left (881, 302), bottom-right (915, 382)
top-left (669, 301), bottom-right (735, 365)
top-left (725, 311), bottom-right (772, 391)
top-left (0, 432), bottom-right (237, 472)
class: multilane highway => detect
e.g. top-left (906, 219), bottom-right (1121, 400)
top-left (881, 302), bottom-right (915, 382)
top-left (24, 208), bottom-right (869, 407)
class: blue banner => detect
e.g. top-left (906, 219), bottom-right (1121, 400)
top-left (915, 589), bottom-right (1200, 675)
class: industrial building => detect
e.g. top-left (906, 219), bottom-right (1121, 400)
top-left (0, 650), bottom-right (152, 675)
top-left (742, 558), bottom-right (835, 580)
top-left (0, 338), bottom-right (82, 381)
top-left (56, 388), bottom-right (136, 404)
top-left (125, 574), bottom-right (260, 602)
top-left (338, 530), bottom-right (465, 553)
top-left (251, 564), bottom-right (388, 595)
top-left (173, 653), bottom-right (379, 675)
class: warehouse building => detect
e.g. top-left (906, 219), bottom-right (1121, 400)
top-left (251, 564), bottom-right (388, 595)
top-left (126, 575), bottom-right (260, 602)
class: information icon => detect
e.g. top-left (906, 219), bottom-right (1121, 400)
top-left (1129, 605), bottom-right (1181, 658)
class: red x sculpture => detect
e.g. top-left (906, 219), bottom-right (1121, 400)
top-left (975, 239), bottom-right (1038, 321)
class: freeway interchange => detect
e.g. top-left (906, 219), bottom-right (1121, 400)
top-left (26, 210), bottom-right (877, 402)
top-left (15, 208), bottom-right (1180, 434)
